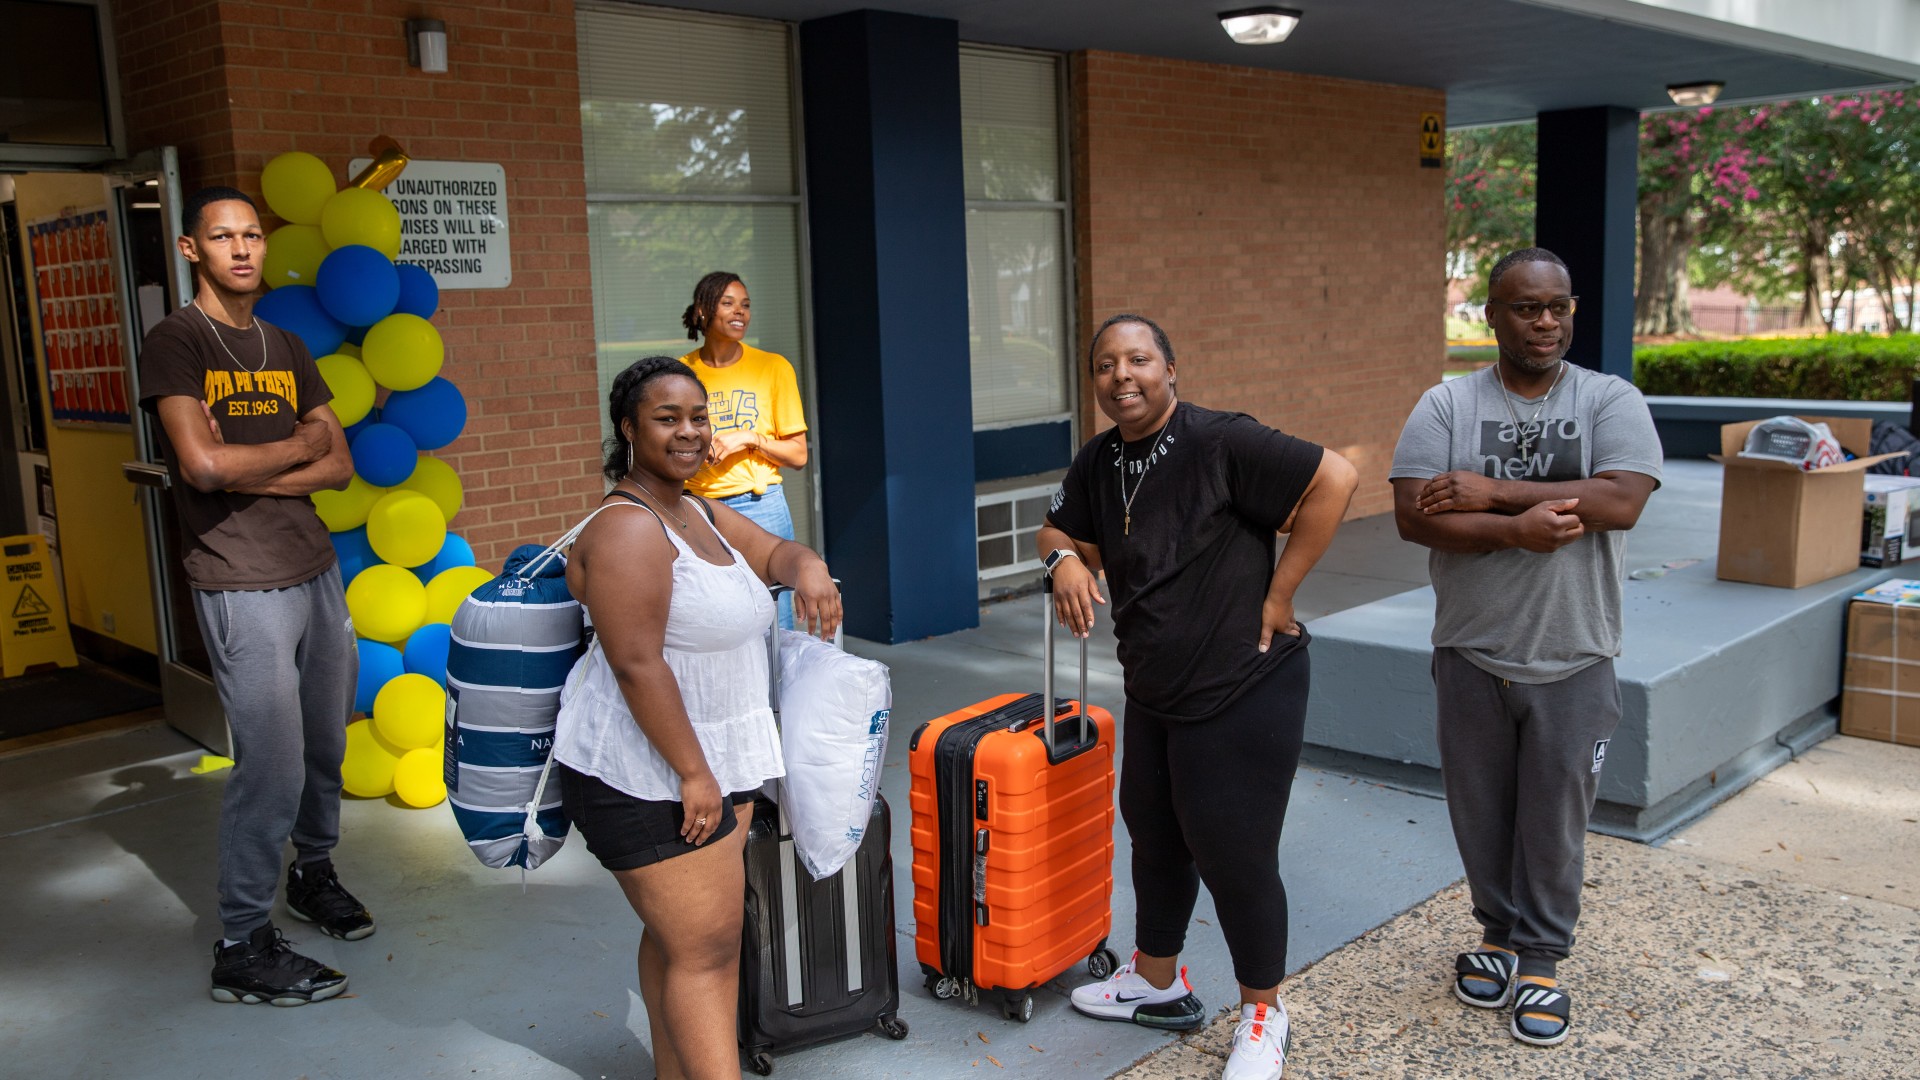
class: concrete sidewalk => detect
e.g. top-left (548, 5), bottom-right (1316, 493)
top-left (1116, 734), bottom-right (1920, 1079)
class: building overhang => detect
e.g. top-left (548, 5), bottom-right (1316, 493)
top-left (664, 0), bottom-right (1920, 125)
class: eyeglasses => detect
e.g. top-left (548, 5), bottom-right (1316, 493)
top-left (1486, 296), bottom-right (1578, 320)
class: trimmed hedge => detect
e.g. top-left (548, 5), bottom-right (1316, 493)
top-left (1633, 334), bottom-right (1920, 401)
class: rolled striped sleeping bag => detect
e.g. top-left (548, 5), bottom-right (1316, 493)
top-left (445, 542), bottom-right (583, 870)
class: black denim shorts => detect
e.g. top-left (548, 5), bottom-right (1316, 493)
top-left (558, 763), bottom-right (757, 872)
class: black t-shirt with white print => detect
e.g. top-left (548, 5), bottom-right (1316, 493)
top-left (1048, 401), bottom-right (1324, 724)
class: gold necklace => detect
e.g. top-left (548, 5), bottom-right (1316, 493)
top-left (627, 478), bottom-right (691, 530)
top-left (1116, 425), bottom-right (1172, 537)
top-left (192, 300), bottom-right (267, 375)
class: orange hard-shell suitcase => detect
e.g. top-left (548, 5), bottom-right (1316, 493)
top-left (908, 574), bottom-right (1119, 1022)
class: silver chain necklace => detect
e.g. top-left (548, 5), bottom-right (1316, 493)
top-left (192, 300), bottom-right (267, 375)
top-left (1116, 426), bottom-right (1172, 537)
top-left (1494, 360), bottom-right (1566, 459)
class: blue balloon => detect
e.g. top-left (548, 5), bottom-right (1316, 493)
top-left (342, 406), bottom-right (380, 444)
top-left (412, 532), bottom-right (476, 583)
top-left (344, 323), bottom-right (369, 347)
top-left (254, 285), bottom-right (346, 358)
top-left (393, 263), bottom-right (440, 319)
top-left (315, 244), bottom-right (400, 328)
top-left (349, 422), bottom-right (419, 487)
top-left (381, 377), bottom-right (467, 451)
top-left (355, 639), bottom-right (405, 713)
top-left (403, 623), bottom-right (453, 687)
top-left (331, 526), bottom-right (378, 585)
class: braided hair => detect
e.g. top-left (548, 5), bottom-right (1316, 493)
top-left (1086, 313), bottom-right (1176, 371)
top-left (681, 271), bottom-right (745, 341)
top-left (601, 356), bottom-right (707, 482)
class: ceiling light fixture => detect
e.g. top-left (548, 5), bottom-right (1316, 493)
top-left (1666, 81), bottom-right (1725, 107)
top-left (1219, 6), bottom-right (1303, 45)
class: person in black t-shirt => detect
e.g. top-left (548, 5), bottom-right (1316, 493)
top-left (1040, 314), bottom-right (1357, 1080)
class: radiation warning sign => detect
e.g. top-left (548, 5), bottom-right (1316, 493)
top-left (1420, 112), bottom-right (1445, 168)
top-left (2, 534), bottom-right (78, 677)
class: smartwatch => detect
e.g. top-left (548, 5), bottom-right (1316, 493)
top-left (1043, 548), bottom-right (1080, 573)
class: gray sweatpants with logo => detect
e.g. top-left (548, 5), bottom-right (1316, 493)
top-left (192, 566), bottom-right (358, 940)
top-left (1433, 647), bottom-right (1620, 978)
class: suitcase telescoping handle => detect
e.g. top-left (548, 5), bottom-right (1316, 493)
top-left (1040, 570), bottom-right (1092, 756)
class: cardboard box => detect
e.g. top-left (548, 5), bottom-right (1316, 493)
top-left (1841, 592), bottom-right (1920, 747)
top-left (1861, 475), bottom-right (1920, 567)
top-left (1714, 416), bottom-right (1906, 588)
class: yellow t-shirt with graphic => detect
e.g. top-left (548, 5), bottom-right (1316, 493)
top-left (681, 343), bottom-right (808, 498)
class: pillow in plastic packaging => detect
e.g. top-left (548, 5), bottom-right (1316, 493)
top-left (1740, 416), bottom-right (1843, 470)
top-left (775, 630), bottom-right (891, 879)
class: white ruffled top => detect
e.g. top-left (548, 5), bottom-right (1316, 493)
top-left (553, 500), bottom-right (783, 801)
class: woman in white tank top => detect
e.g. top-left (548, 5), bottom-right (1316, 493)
top-left (555, 356), bottom-right (841, 1080)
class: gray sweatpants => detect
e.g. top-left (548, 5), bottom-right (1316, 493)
top-left (1433, 647), bottom-right (1620, 977)
top-left (192, 567), bottom-right (358, 939)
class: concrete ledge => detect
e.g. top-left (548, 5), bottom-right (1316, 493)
top-left (1646, 395), bottom-right (1907, 458)
top-left (1305, 559), bottom-right (1898, 842)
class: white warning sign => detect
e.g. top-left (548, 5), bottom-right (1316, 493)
top-left (351, 159), bottom-right (511, 290)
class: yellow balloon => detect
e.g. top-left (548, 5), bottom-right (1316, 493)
top-left (367, 490), bottom-right (448, 568)
top-left (361, 313), bottom-right (444, 391)
top-left (373, 672), bottom-right (446, 750)
top-left (426, 565), bottom-right (495, 627)
top-left (340, 719), bottom-right (402, 798)
top-left (393, 747), bottom-right (447, 808)
top-left (262, 224), bottom-right (330, 288)
top-left (320, 186), bottom-right (402, 258)
top-left (260, 151), bottom-right (336, 225)
top-left (316, 354), bottom-right (376, 427)
top-left (345, 563), bottom-right (428, 642)
top-left (397, 455), bottom-right (464, 521)
top-left (337, 341), bottom-right (362, 359)
top-left (311, 474), bottom-right (387, 532)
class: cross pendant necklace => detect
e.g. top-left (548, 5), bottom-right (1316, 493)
top-left (1118, 429), bottom-right (1170, 536)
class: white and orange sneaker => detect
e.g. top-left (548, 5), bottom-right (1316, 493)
top-left (1222, 1000), bottom-right (1291, 1080)
top-left (1068, 952), bottom-right (1207, 1031)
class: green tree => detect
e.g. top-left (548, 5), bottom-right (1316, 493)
top-left (1445, 124), bottom-right (1535, 302)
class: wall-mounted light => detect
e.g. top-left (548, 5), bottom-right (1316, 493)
top-left (1219, 6), bottom-right (1303, 45)
top-left (1666, 81), bottom-right (1724, 107)
top-left (407, 17), bottom-right (448, 74)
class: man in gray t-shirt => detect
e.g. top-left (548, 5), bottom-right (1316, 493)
top-left (1389, 248), bottom-right (1661, 1049)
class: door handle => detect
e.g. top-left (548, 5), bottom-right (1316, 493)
top-left (122, 461), bottom-right (171, 489)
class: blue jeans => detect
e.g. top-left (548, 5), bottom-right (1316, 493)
top-left (720, 486), bottom-right (795, 630)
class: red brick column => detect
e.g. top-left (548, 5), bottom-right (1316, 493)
top-left (1072, 50), bottom-right (1447, 519)
top-left (113, 0), bottom-right (600, 565)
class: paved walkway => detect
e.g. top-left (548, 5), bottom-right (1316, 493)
top-left (1114, 734), bottom-right (1920, 1079)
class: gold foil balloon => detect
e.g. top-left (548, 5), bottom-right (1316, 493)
top-left (349, 135), bottom-right (412, 191)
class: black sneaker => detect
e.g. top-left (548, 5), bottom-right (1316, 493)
top-left (210, 924), bottom-right (347, 1006)
top-left (285, 859), bottom-right (375, 940)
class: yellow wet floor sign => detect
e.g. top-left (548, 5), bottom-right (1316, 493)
top-left (2, 534), bottom-right (78, 677)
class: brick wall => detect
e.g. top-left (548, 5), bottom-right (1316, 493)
top-left (1071, 51), bottom-right (1446, 519)
top-left (113, 0), bottom-right (599, 566)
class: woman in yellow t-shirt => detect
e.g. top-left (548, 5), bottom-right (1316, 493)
top-left (680, 271), bottom-right (810, 627)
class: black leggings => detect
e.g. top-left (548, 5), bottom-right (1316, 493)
top-left (1120, 646), bottom-right (1308, 989)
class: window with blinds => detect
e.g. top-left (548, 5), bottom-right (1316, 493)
top-left (576, 4), bottom-right (815, 546)
top-left (961, 48), bottom-right (1070, 430)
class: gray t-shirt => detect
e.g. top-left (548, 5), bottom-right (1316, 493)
top-left (1389, 364), bottom-right (1663, 683)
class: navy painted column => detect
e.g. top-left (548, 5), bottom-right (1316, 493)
top-left (800, 10), bottom-right (977, 643)
top-left (1535, 106), bottom-right (1638, 382)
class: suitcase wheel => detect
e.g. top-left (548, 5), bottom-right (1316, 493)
top-left (1001, 992), bottom-right (1035, 1024)
top-left (747, 1051), bottom-right (775, 1076)
top-left (877, 1015), bottom-right (910, 1040)
top-left (927, 975), bottom-right (962, 1000)
top-left (1088, 947), bottom-right (1121, 980)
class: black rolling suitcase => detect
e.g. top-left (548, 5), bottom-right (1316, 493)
top-left (737, 591), bottom-right (908, 1075)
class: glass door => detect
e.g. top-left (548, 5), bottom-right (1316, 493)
top-left (108, 148), bottom-right (230, 754)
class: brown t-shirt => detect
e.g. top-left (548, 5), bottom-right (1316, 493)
top-left (137, 303), bottom-right (337, 591)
